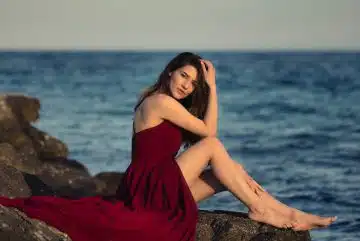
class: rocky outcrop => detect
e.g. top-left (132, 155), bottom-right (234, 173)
top-left (0, 93), bottom-right (311, 241)
top-left (196, 210), bottom-right (310, 241)
top-left (0, 205), bottom-right (71, 241)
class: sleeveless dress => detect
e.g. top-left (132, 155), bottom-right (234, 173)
top-left (0, 120), bottom-right (198, 241)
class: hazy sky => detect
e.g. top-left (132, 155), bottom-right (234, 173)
top-left (1, 0), bottom-right (359, 50)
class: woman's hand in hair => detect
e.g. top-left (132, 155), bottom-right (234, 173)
top-left (201, 59), bottom-right (216, 88)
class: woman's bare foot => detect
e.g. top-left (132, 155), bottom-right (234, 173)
top-left (290, 210), bottom-right (337, 231)
top-left (248, 206), bottom-right (294, 229)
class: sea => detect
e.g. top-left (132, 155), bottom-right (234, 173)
top-left (0, 51), bottom-right (359, 241)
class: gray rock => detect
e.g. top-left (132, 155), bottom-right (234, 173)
top-left (197, 210), bottom-right (311, 241)
top-left (0, 94), bottom-right (40, 125)
top-left (0, 161), bottom-right (55, 198)
top-left (94, 171), bottom-right (124, 196)
top-left (0, 95), bottom-right (42, 174)
top-left (25, 125), bottom-right (69, 160)
top-left (0, 163), bottom-right (31, 198)
top-left (0, 142), bottom-right (38, 174)
top-left (0, 205), bottom-right (71, 241)
top-left (0, 94), bottom-right (69, 173)
top-left (37, 158), bottom-right (101, 198)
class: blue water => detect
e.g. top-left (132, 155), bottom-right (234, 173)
top-left (1, 51), bottom-right (359, 241)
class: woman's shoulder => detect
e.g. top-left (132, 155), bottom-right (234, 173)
top-left (143, 93), bottom-right (175, 108)
top-left (139, 94), bottom-right (181, 122)
top-left (138, 94), bottom-right (166, 114)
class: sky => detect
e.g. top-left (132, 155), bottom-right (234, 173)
top-left (0, 0), bottom-right (359, 50)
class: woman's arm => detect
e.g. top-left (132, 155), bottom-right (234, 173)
top-left (202, 60), bottom-right (218, 136)
top-left (151, 94), bottom-right (213, 137)
top-left (203, 86), bottom-right (218, 136)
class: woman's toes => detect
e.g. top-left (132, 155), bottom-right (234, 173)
top-left (284, 222), bottom-right (293, 229)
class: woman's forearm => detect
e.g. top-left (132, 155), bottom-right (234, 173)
top-left (204, 86), bottom-right (218, 136)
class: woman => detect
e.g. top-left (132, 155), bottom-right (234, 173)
top-left (127, 52), bottom-right (336, 230)
top-left (0, 52), bottom-right (336, 241)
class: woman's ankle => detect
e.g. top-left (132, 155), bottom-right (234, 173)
top-left (248, 204), bottom-right (265, 215)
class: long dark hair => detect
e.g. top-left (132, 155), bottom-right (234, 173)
top-left (134, 52), bottom-right (210, 148)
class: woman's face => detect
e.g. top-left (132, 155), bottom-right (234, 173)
top-left (169, 65), bottom-right (198, 100)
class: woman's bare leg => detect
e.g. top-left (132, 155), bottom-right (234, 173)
top-left (188, 168), bottom-right (226, 202)
top-left (187, 160), bottom-right (336, 230)
top-left (176, 137), bottom-right (294, 229)
top-left (233, 163), bottom-right (337, 230)
top-left (188, 168), bottom-right (318, 224)
top-left (180, 138), bottom-right (336, 230)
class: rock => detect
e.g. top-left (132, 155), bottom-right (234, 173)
top-left (0, 95), bottom-right (42, 174)
top-left (197, 210), bottom-right (311, 241)
top-left (0, 161), bottom-right (55, 198)
top-left (37, 158), bottom-right (101, 198)
top-left (0, 94), bottom-right (69, 174)
top-left (0, 94), bottom-right (40, 126)
top-left (94, 171), bottom-right (124, 196)
top-left (0, 163), bottom-right (31, 198)
top-left (25, 125), bottom-right (69, 160)
top-left (0, 204), bottom-right (311, 241)
top-left (0, 205), bottom-right (71, 241)
top-left (0, 130), bottom-right (41, 174)
top-left (0, 142), bottom-right (38, 174)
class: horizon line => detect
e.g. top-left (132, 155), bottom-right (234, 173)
top-left (0, 47), bottom-right (360, 53)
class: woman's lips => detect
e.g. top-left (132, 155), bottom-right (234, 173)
top-left (177, 88), bottom-right (186, 96)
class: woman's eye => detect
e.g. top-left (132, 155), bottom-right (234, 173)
top-left (181, 72), bottom-right (186, 77)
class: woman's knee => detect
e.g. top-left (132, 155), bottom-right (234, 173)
top-left (199, 137), bottom-right (226, 158)
top-left (201, 136), bottom-right (223, 150)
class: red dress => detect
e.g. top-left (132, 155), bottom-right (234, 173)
top-left (0, 120), bottom-right (198, 241)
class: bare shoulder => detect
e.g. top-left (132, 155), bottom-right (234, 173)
top-left (143, 93), bottom-right (180, 114)
top-left (139, 94), bottom-right (169, 114)
top-left (147, 93), bottom-right (175, 106)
